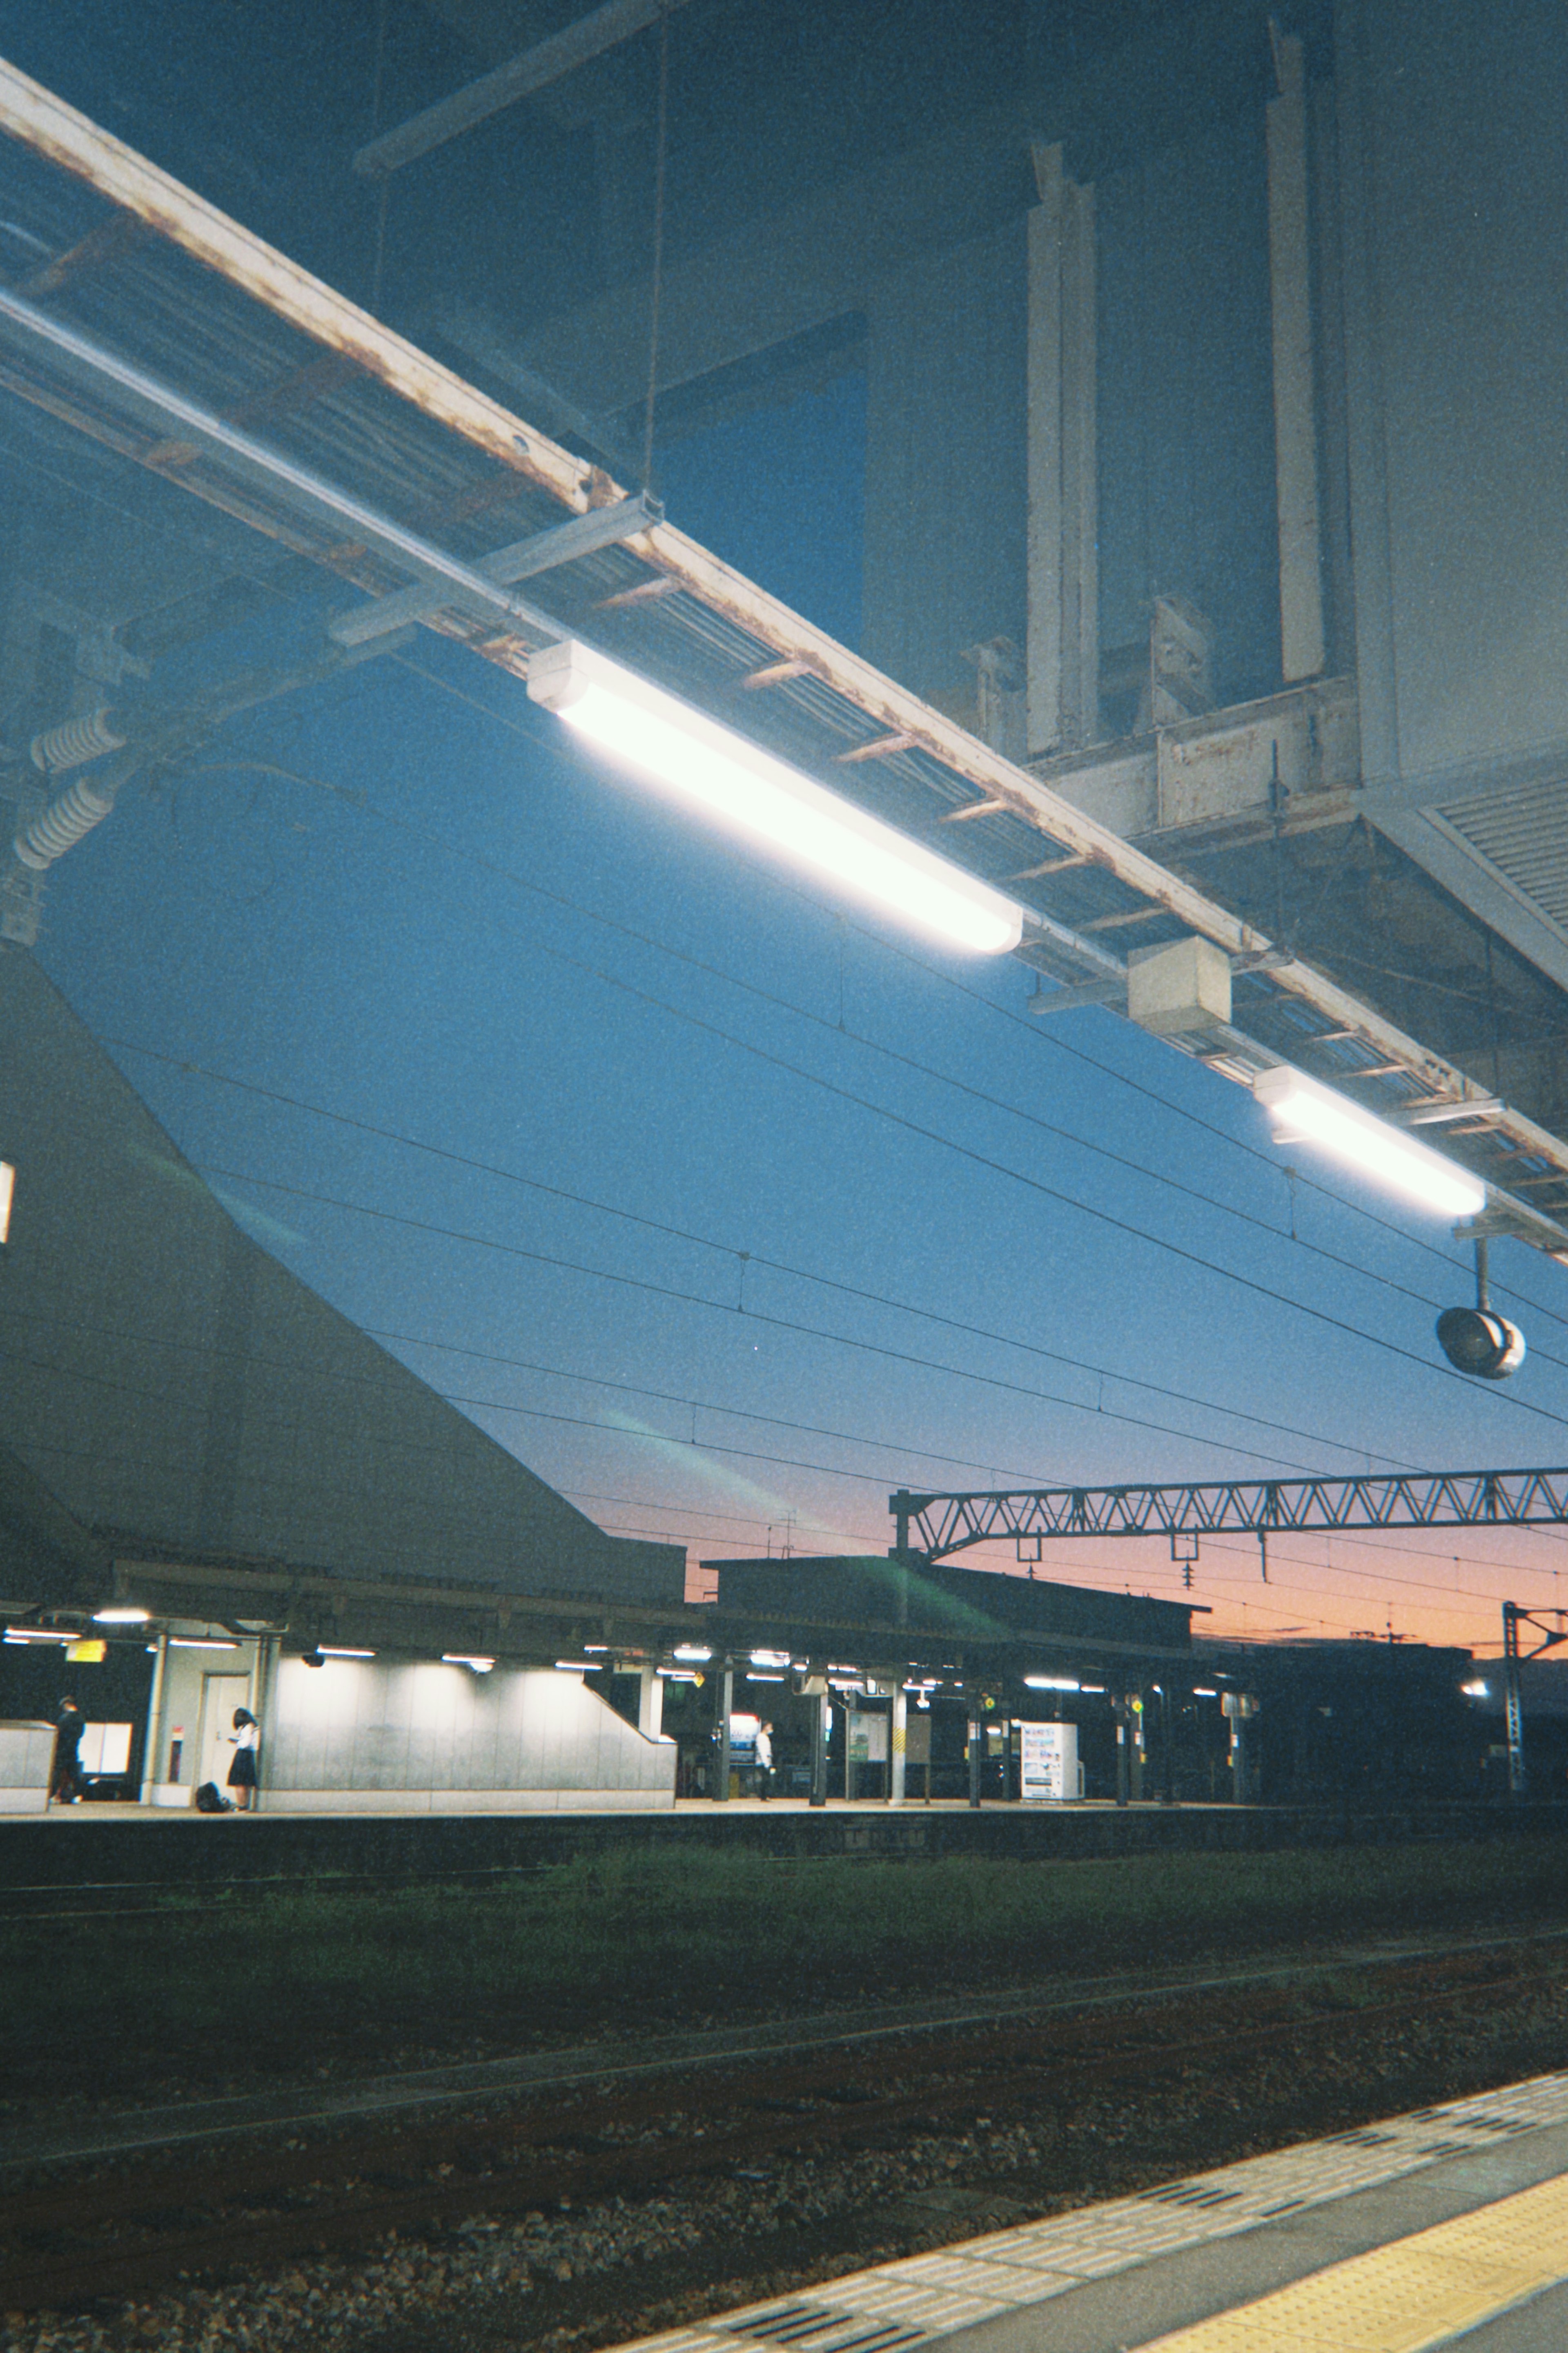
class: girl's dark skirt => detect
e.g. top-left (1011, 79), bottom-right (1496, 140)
top-left (227, 1749), bottom-right (258, 1788)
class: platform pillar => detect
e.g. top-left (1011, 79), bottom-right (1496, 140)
top-left (713, 1657), bottom-right (733, 1800)
top-left (889, 1681), bottom-right (907, 1806)
top-left (138, 1629), bottom-right (168, 1806)
top-left (637, 1664), bottom-right (664, 1740)
top-left (809, 1689), bottom-right (828, 1805)
top-left (1114, 1696), bottom-right (1130, 1807)
top-left (967, 1713), bottom-right (982, 1807)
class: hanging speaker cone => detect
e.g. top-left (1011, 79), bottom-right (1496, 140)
top-left (1435, 1306), bottom-right (1527, 1380)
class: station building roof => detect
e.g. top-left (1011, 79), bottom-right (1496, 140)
top-left (0, 950), bottom-right (686, 1619)
top-left (702, 1554), bottom-right (1196, 1666)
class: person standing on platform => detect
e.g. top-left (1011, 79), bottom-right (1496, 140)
top-left (226, 1706), bottom-right (259, 1811)
top-left (50, 1695), bottom-right (85, 1804)
top-left (755, 1718), bottom-right (774, 1800)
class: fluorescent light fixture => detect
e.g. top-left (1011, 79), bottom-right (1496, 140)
top-left (443, 1653), bottom-right (495, 1673)
top-left (555, 1658), bottom-right (601, 1671)
top-left (318, 1645), bottom-right (375, 1658)
top-left (1461, 1678), bottom-right (1490, 1697)
top-left (169, 1637), bottom-right (240, 1650)
top-left (1193, 1687), bottom-right (1219, 1697)
top-left (1254, 1067), bottom-right (1485, 1218)
top-left (658, 1668), bottom-right (700, 1681)
top-left (1025, 1675), bottom-right (1080, 1691)
top-left (93, 1606), bottom-right (150, 1625)
top-left (528, 640), bottom-right (1024, 956)
top-left (0, 1160), bottom-right (12, 1247)
top-left (750, 1648), bottom-right (791, 1667)
top-left (673, 1644), bottom-right (712, 1662)
top-left (4, 1626), bottom-right (75, 1644)
top-left (1080, 1684), bottom-right (1106, 1694)
top-left (747, 1671), bottom-right (786, 1682)
top-left (584, 1643), bottom-right (610, 1653)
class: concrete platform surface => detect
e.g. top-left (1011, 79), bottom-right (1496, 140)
top-left (613, 2070), bottom-right (1568, 2353)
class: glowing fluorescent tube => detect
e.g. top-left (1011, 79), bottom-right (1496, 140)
top-left (528, 640), bottom-right (1023, 955)
top-left (1254, 1067), bottom-right (1486, 1218)
top-left (0, 1161), bottom-right (13, 1248)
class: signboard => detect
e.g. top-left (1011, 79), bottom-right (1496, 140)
top-left (847, 1709), bottom-right (889, 1763)
top-left (1020, 1720), bottom-right (1077, 1803)
top-left (904, 1712), bottom-right (931, 1766)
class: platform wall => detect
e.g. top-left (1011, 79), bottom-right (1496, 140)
top-left (259, 1657), bottom-right (675, 1812)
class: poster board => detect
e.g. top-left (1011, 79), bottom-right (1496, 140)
top-left (847, 1710), bottom-right (889, 1763)
top-left (1019, 1720), bottom-right (1077, 1803)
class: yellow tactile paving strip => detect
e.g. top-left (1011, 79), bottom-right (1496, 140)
top-left (619, 2070), bottom-right (1568, 2353)
top-left (1137, 2170), bottom-right (1568, 2351)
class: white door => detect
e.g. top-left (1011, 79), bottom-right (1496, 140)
top-left (197, 1674), bottom-right (252, 1792)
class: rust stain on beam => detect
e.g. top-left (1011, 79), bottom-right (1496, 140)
top-left (1008, 852), bottom-right (1092, 879)
top-left (939, 798), bottom-right (1010, 823)
top-left (1082, 906), bottom-right (1165, 931)
top-left (835, 733), bottom-right (919, 763)
top-left (740, 657), bottom-right (817, 689)
top-left (593, 575), bottom-right (681, 610)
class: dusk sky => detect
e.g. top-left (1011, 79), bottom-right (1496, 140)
top-left (27, 357), bottom-right (1568, 1660)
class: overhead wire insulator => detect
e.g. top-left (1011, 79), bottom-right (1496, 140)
top-left (29, 707), bottom-right (127, 773)
top-left (12, 760), bottom-right (132, 872)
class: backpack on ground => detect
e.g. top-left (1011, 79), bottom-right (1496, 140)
top-left (194, 1780), bottom-right (234, 1813)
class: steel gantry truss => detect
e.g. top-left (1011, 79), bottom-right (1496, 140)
top-left (890, 1466), bottom-right (1568, 1562)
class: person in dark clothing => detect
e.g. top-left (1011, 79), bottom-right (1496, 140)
top-left (51, 1696), bottom-right (86, 1804)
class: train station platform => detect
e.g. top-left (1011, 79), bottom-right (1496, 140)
top-left (621, 2068), bottom-right (1568, 2353)
top-left (5, 1793), bottom-right (1568, 1893)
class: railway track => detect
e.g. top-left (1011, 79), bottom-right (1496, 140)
top-left (4, 1936), bottom-right (1566, 2314)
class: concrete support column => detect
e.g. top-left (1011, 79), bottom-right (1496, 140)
top-left (967, 1713), bottom-right (982, 1808)
top-left (253, 1633), bottom-right (281, 1813)
top-left (1027, 141), bottom-right (1098, 756)
top-left (889, 1681), bottom-right (907, 1807)
top-left (809, 1688), bottom-right (828, 1806)
top-left (1267, 27), bottom-right (1326, 681)
top-left (637, 1663), bottom-right (664, 1740)
top-left (713, 1657), bottom-right (733, 1800)
top-left (1114, 1696), bottom-right (1130, 1807)
top-left (138, 1629), bottom-right (168, 1805)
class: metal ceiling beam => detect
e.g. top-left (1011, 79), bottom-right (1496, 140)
top-left (0, 58), bottom-right (594, 515)
top-left (352, 0), bottom-right (695, 181)
top-left (892, 1468), bottom-right (1568, 1562)
top-left (0, 282), bottom-right (566, 647)
top-left (6, 58), bottom-right (1568, 1253)
top-left (327, 488), bottom-right (662, 645)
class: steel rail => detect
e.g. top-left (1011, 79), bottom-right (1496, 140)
top-left (893, 1465), bottom-right (1568, 1560)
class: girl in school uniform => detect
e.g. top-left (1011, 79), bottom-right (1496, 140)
top-left (226, 1706), bottom-right (259, 1810)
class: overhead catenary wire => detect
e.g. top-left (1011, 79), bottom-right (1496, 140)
top-left (108, 1036), bottom-right (1444, 1472)
top-left (372, 644), bottom-right (1568, 1337)
top-left (217, 693), bottom-right (1568, 1392)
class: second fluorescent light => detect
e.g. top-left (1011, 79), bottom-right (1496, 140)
top-left (1254, 1067), bottom-right (1485, 1218)
top-left (528, 640), bottom-right (1023, 955)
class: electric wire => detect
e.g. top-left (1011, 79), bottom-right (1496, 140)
top-left (376, 644), bottom-right (1568, 1336)
top-left (109, 1035), bottom-right (1440, 1471)
top-left (241, 703), bottom-right (1568, 1402)
top-left (187, 1162), bottom-right (1359, 1475)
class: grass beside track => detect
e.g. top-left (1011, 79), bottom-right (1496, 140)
top-left (7, 1836), bottom-right (1568, 2103)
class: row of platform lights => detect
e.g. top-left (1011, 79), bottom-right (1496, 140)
top-left (2, 1620), bottom-right (1498, 1704)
